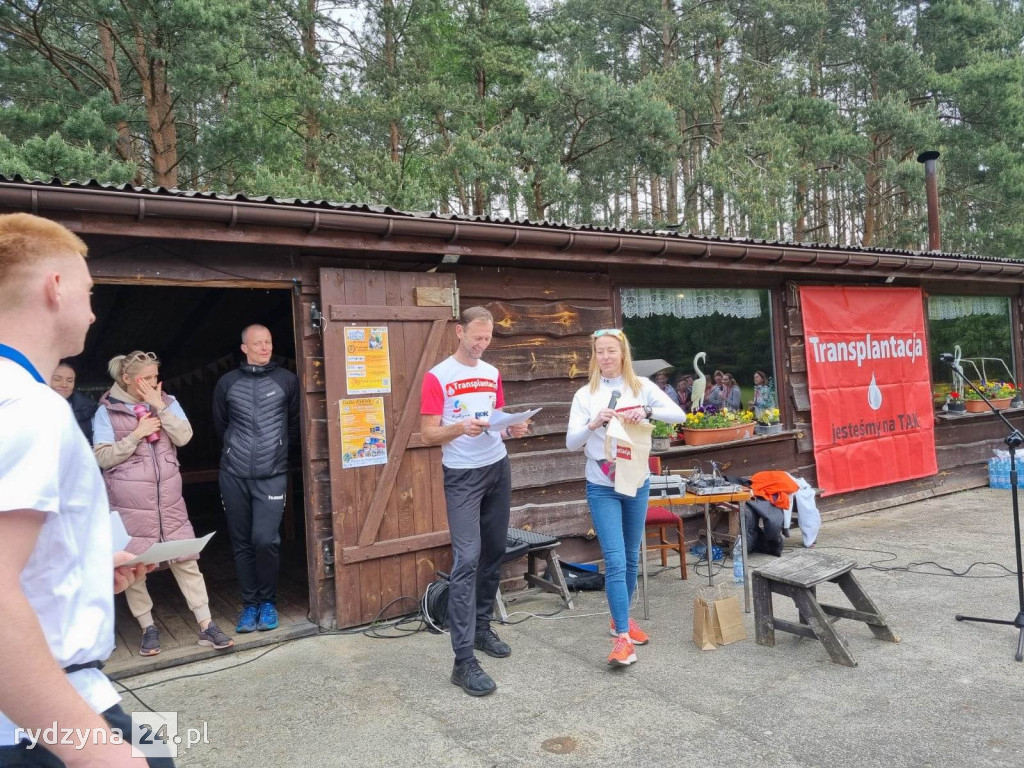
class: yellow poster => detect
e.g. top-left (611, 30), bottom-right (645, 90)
top-left (340, 397), bottom-right (388, 468)
top-left (345, 326), bottom-right (391, 394)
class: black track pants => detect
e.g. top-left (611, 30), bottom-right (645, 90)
top-left (442, 456), bottom-right (511, 660)
top-left (219, 472), bottom-right (286, 607)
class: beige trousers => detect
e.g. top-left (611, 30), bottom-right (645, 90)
top-left (125, 559), bottom-right (212, 630)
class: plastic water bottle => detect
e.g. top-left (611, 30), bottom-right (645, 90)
top-left (732, 536), bottom-right (744, 583)
top-left (989, 457), bottom-right (999, 488)
top-left (132, 403), bottom-right (160, 443)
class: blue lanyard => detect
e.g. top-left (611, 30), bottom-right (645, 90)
top-left (0, 344), bottom-right (45, 384)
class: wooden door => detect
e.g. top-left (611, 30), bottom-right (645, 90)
top-left (320, 268), bottom-right (456, 627)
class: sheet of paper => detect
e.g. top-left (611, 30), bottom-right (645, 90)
top-left (120, 532), bottom-right (215, 566)
top-left (110, 511), bottom-right (131, 551)
top-left (487, 407), bottom-right (542, 430)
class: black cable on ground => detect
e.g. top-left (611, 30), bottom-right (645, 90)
top-left (812, 545), bottom-right (1016, 578)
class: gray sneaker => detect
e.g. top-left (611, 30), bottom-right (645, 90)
top-left (197, 622), bottom-right (234, 650)
top-left (140, 625), bottom-right (161, 656)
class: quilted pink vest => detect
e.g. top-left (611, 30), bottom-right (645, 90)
top-left (98, 391), bottom-right (197, 559)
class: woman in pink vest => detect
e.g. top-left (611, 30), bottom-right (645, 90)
top-left (93, 351), bottom-right (233, 657)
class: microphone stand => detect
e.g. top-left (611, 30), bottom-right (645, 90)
top-left (943, 359), bottom-right (1024, 661)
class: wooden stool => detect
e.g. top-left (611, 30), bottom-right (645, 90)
top-left (495, 528), bottom-right (575, 621)
top-left (752, 551), bottom-right (899, 667)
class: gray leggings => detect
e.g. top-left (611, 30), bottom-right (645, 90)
top-left (442, 456), bottom-right (511, 660)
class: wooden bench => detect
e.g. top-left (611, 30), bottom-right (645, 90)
top-left (752, 551), bottom-right (899, 667)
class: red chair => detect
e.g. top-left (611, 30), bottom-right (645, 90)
top-left (645, 456), bottom-right (687, 581)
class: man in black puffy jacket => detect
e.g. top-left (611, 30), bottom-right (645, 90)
top-left (213, 324), bottom-right (299, 634)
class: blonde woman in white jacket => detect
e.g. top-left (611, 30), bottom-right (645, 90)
top-left (566, 329), bottom-right (684, 666)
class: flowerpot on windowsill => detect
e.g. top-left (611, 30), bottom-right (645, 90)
top-left (681, 423), bottom-right (754, 446)
top-left (946, 403), bottom-right (966, 413)
top-left (754, 423), bottom-right (782, 436)
top-left (652, 437), bottom-right (672, 452)
top-left (965, 397), bottom-right (1012, 413)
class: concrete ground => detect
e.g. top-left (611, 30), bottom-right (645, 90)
top-left (118, 488), bottom-right (1024, 768)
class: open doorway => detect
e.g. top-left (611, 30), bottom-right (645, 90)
top-left (69, 284), bottom-right (316, 676)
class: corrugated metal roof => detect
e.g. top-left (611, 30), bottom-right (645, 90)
top-left (0, 174), bottom-right (1009, 264)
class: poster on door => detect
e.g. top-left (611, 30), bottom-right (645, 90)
top-left (800, 286), bottom-right (937, 496)
top-left (340, 397), bottom-right (388, 468)
top-left (344, 326), bottom-right (391, 394)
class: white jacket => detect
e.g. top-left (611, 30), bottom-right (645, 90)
top-left (566, 375), bottom-right (685, 487)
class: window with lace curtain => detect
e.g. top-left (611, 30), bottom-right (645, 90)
top-left (620, 287), bottom-right (776, 413)
top-left (927, 295), bottom-right (1014, 405)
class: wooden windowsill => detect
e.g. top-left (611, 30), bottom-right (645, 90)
top-left (650, 429), bottom-right (798, 458)
top-left (935, 407), bottom-right (1024, 422)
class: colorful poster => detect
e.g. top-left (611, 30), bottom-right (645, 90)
top-left (800, 286), bottom-right (937, 496)
top-left (345, 326), bottom-right (391, 394)
top-left (340, 397), bottom-right (388, 468)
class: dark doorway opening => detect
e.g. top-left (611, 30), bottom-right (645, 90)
top-left (71, 285), bottom-right (316, 677)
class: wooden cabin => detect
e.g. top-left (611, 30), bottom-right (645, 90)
top-left (2, 176), bottom-right (1020, 656)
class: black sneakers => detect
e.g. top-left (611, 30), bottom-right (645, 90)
top-left (451, 658), bottom-right (497, 697)
top-left (473, 628), bottom-right (511, 658)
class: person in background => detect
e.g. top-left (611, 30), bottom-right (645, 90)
top-left (652, 369), bottom-right (680, 405)
top-left (420, 307), bottom-right (530, 697)
top-left (94, 351), bottom-right (233, 657)
top-left (675, 374), bottom-right (693, 413)
top-left (705, 369), bottom-right (726, 407)
top-left (750, 370), bottom-right (774, 418)
top-left (213, 324), bottom-right (300, 635)
top-left (719, 372), bottom-right (743, 410)
top-left (566, 328), bottom-right (684, 667)
top-left (0, 212), bottom-right (167, 767)
top-left (49, 359), bottom-right (97, 442)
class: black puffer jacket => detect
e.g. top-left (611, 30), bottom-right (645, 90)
top-left (68, 390), bottom-right (97, 443)
top-left (213, 361), bottom-right (300, 478)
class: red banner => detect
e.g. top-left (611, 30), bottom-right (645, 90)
top-left (800, 286), bottom-right (937, 495)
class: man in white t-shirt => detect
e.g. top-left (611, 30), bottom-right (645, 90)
top-left (0, 213), bottom-right (168, 767)
top-left (420, 306), bottom-right (529, 697)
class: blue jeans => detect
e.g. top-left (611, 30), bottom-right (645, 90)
top-left (586, 479), bottom-right (650, 634)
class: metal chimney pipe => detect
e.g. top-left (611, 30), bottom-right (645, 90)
top-left (917, 150), bottom-right (941, 252)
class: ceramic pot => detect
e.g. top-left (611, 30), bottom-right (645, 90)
top-left (965, 397), bottom-right (1011, 413)
top-left (652, 437), bottom-right (672, 452)
top-left (754, 423), bottom-right (783, 436)
top-left (682, 423), bottom-right (754, 446)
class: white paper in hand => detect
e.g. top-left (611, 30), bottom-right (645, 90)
top-left (488, 407), bottom-right (542, 430)
top-left (120, 532), bottom-right (215, 566)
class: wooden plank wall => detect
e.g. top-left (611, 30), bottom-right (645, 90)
top-left (293, 279), bottom-right (336, 628)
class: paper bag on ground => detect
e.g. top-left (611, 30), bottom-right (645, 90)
top-left (712, 592), bottom-right (747, 645)
top-left (692, 596), bottom-right (718, 650)
top-left (604, 418), bottom-right (654, 497)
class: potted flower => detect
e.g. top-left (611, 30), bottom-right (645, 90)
top-left (945, 391), bottom-right (966, 413)
top-left (651, 420), bottom-right (674, 452)
top-left (680, 405), bottom-right (756, 446)
top-left (754, 407), bottom-right (782, 436)
top-left (964, 382), bottom-right (1016, 412)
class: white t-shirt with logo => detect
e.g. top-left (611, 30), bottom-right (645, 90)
top-left (0, 360), bottom-right (120, 745)
top-left (421, 356), bottom-right (507, 469)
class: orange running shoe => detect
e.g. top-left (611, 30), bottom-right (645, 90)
top-left (607, 635), bottom-right (637, 666)
top-left (609, 617), bottom-right (650, 645)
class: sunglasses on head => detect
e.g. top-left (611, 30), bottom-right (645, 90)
top-left (592, 328), bottom-right (624, 339)
top-left (126, 352), bottom-right (158, 363)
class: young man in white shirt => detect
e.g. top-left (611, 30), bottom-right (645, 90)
top-left (420, 306), bottom-right (529, 696)
top-left (0, 213), bottom-right (168, 766)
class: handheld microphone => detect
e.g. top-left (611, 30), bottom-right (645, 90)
top-left (602, 389), bottom-right (621, 426)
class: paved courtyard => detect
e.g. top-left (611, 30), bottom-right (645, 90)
top-left (118, 488), bottom-right (1024, 767)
